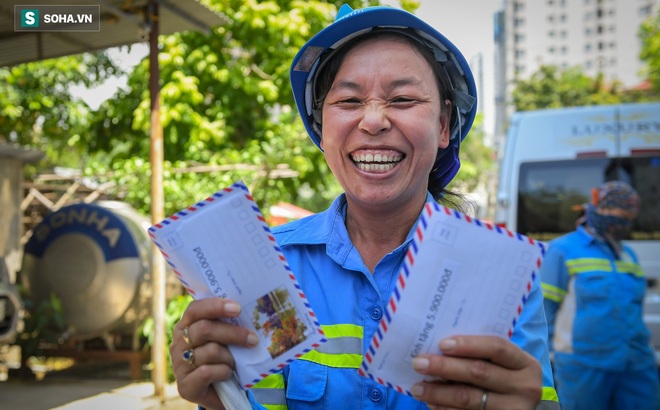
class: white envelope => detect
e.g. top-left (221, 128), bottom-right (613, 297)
top-left (148, 181), bottom-right (326, 388)
top-left (358, 202), bottom-right (545, 395)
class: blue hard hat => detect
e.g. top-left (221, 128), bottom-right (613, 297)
top-left (290, 4), bottom-right (477, 188)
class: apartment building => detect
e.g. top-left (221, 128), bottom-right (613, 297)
top-left (494, 0), bottom-right (659, 147)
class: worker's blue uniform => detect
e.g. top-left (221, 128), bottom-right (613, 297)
top-left (540, 225), bottom-right (660, 410)
top-left (245, 193), bottom-right (559, 409)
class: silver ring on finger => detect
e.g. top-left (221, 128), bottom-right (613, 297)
top-left (480, 389), bottom-right (489, 410)
top-left (183, 348), bottom-right (195, 367)
top-left (183, 326), bottom-right (192, 346)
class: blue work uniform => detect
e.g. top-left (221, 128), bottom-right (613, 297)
top-left (540, 225), bottom-right (660, 410)
top-left (245, 193), bottom-right (559, 409)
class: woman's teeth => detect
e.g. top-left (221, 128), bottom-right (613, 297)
top-left (351, 153), bottom-right (403, 172)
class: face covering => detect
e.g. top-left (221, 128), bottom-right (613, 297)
top-left (586, 204), bottom-right (633, 242)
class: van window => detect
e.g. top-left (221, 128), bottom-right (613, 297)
top-left (517, 156), bottom-right (660, 241)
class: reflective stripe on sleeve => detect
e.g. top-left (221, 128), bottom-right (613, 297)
top-left (535, 386), bottom-right (561, 410)
top-left (541, 282), bottom-right (566, 303)
top-left (542, 386), bottom-right (559, 402)
top-left (536, 400), bottom-right (562, 410)
top-left (251, 373), bottom-right (287, 409)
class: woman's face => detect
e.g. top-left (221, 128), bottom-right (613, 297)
top-left (320, 35), bottom-right (451, 212)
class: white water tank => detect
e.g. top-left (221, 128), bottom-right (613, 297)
top-left (21, 201), bottom-right (180, 340)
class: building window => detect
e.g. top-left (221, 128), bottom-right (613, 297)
top-left (640, 5), bottom-right (652, 17)
top-left (549, 30), bottom-right (556, 37)
top-left (561, 46), bottom-right (568, 54)
top-left (585, 43), bottom-right (592, 52)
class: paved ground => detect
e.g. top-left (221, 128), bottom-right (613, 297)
top-left (0, 361), bottom-right (197, 410)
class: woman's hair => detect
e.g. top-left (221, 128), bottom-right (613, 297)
top-left (312, 30), bottom-right (467, 210)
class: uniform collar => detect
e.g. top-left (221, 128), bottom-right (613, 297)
top-left (576, 224), bottom-right (627, 259)
top-left (576, 224), bottom-right (597, 244)
top-left (274, 192), bottom-right (437, 263)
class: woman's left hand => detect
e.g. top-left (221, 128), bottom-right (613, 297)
top-left (411, 335), bottom-right (542, 410)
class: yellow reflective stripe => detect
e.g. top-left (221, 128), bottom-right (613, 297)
top-left (258, 403), bottom-right (287, 410)
top-left (300, 349), bottom-right (363, 368)
top-left (541, 283), bottom-right (566, 303)
top-left (566, 258), bottom-right (612, 275)
top-left (542, 386), bottom-right (559, 402)
top-left (259, 404), bottom-right (287, 410)
top-left (615, 261), bottom-right (644, 277)
top-left (252, 373), bottom-right (285, 389)
top-left (565, 258), bottom-right (644, 277)
top-left (251, 373), bottom-right (286, 409)
top-left (321, 323), bottom-right (363, 338)
top-left (299, 324), bottom-right (363, 368)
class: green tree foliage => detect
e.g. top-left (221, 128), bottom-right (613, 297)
top-left (2, 0), bottom-right (498, 221)
top-left (140, 293), bottom-right (193, 381)
top-left (14, 289), bottom-right (67, 377)
top-left (86, 0), bottom-right (387, 216)
top-left (511, 65), bottom-right (628, 112)
top-left (639, 8), bottom-right (660, 97)
top-left (450, 113), bottom-right (494, 194)
top-left (0, 54), bottom-right (121, 171)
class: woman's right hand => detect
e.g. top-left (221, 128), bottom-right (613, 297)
top-left (171, 298), bottom-right (260, 410)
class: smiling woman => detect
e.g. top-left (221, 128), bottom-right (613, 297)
top-left (317, 32), bottom-right (451, 216)
top-left (168, 4), bottom-right (560, 410)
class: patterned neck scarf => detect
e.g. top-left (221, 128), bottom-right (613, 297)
top-left (586, 204), bottom-right (633, 242)
top-left (585, 181), bottom-right (640, 256)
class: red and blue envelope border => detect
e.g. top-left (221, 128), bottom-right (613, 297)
top-left (358, 201), bottom-right (546, 396)
top-left (147, 181), bottom-right (327, 387)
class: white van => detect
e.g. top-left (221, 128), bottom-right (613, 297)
top-left (494, 102), bottom-right (660, 361)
